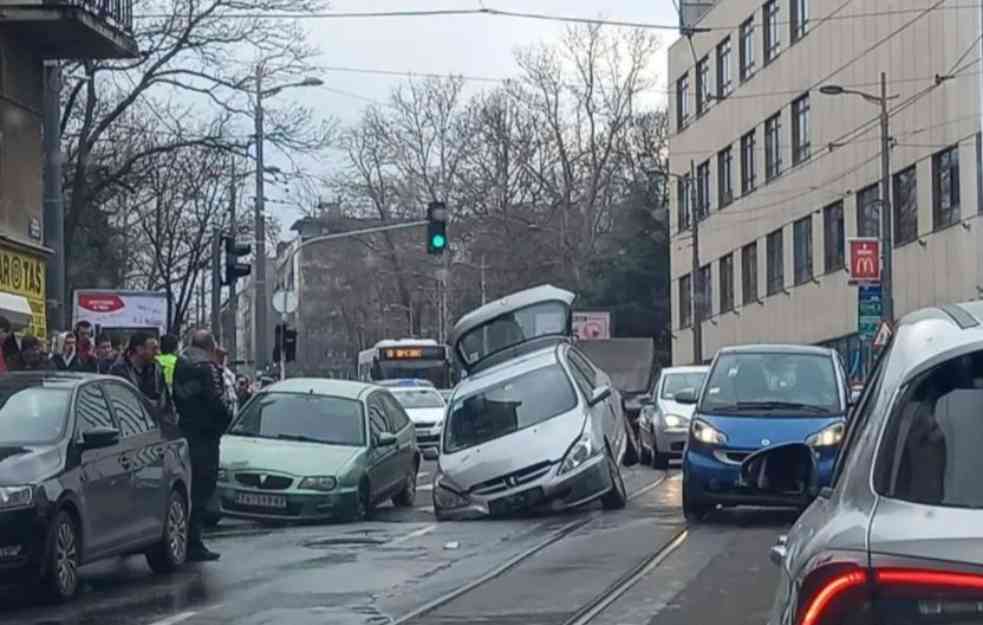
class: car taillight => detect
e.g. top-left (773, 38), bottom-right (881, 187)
top-left (796, 562), bottom-right (872, 625)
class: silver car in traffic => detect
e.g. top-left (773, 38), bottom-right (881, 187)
top-left (638, 366), bottom-right (708, 469)
top-left (751, 300), bottom-right (983, 624)
top-left (433, 285), bottom-right (633, 520)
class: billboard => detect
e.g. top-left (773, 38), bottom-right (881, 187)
top-left (573, 311), bottom-right (612, 341)
top-left (848, 238), bottom-right (881, 284)
top-left (73, 290), bottom-right (168, 333)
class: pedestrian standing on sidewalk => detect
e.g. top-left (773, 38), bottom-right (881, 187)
top-left (51, 332), bottom-right (93, 371)
top-left (172, 329), bottom-right (233, 562)
top-left (157, 334), bottom-right (179, 390)
top-left (0, 316), bottom-right (13, 374)
top-left (214, 345), bottom-right (238, 414)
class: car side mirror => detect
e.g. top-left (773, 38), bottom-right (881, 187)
top-left (588, 385), bottom-right (613, 406)
top-left (673, 388), bottom-right (698, 405)
top-left (849, 389), bottom-right (862, 406)
top-left (376, 432), bottom-right (398, 447)
top-left (82, 426), bottom-right (120, 450)
top-left (740, 442), bottom-right (820, 499)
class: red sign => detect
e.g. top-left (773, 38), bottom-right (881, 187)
top-left (848, 238), bottom-right (880, 283)
top-left (78, 293), bottom-right (125, 313)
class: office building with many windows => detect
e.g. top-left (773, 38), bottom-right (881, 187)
top-left (669, 0), bottom-right (983, 375)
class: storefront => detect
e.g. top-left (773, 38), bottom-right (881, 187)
top-left (0, 244), bottom-right (47, 338)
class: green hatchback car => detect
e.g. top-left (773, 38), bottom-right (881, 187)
top-left (217, 379), bottom-right (420, 523)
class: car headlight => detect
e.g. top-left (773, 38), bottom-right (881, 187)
top-left (433, 472), bottom-right (469, 509)
top-left (806, 422), bottom-right (845, 448)
top-left (662, 414), bottom-right (689, 429)
top-left (298, 476), bottom-right (338, 491)
top-left (558, 424), bottom-right (601, 475)
top-left (691, 419), bottom-right (728, 446)
top-left (0, 486), bottom-right (33, 510)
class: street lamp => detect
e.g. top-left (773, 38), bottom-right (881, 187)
top-left (819, 73), bottom-right (898, 323)
top-left (253, 68), bottom-right (322, 374)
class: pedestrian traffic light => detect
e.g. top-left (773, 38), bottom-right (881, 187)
top-left (223, 234), bottom-right (251, 286)
top-left (426, 201), bottom-right (448, 255)
top-left (273, 323), bottom-right (297, 362)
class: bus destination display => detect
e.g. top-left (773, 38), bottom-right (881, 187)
top-left (381, 346), bottom-right (445, 361)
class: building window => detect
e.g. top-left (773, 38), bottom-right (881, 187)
top-left (793, 216), bottom-right (813, 285)
top-left (764, 0), bottom-right (780, 63)
top-left (718, 146), bottom-right (734, 208)
top-left (717, 37), bottom-right (733, 98)
top-left (677, 175), bottom-right (692, 232)
top-left (893, 166), bottom-right (918, 246)
top-left (742, 241), bottom-right (758, 305)
top-left (933, 145), bottom-right (961, 230)
top-left (696, 160), bottom-right (711, 218)
top-left (765, 113), bottom-right (782, 180)
top-left (791, 0), bottom-right (808, 42)
top-left (741, 129), bottom-right (757, 193)
top-left (720, 253), bottom-right (734, 313)
top-left (698, 264), bottom-right (712, 322)
top-left (823, 201), bottom-right (845, 272)
top-left (740, 17), bottom-right (756, 81)
top-left (679, 274), bottom-right (692, 329)
top-left (677, 73), bottom-right (690, 131)
top-left (766, 228), bottom-right (784, 295)
top-left (696, 56), bottom-right (711, 116)
top-left (857, 183), bottom-right (880, 238)
top-left (977, 133), bottom-right (982, 215)
top-left (791, 94), bottom-right (810, 165)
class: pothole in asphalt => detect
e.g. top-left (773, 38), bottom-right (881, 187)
top-left (302, 537), bottom-right (388, 548)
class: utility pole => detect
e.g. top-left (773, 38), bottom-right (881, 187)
top-left (210, 228), bottom-right (221, 338)
top-left (879, 72), bottom-right (894, 323)
top-left (480, 253), bottom-right (487, 305)
top-left (42, 62), bottom-right (65, 333)
top-left (228, 164), bottom-right (238, 362)
top-left (690, 159), bottom-right (702, 364)
top-left (254, 64), bottom-right (269, 374)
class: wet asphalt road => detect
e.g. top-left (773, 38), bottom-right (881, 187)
top-left (0, 461), bottom-right (793, 625)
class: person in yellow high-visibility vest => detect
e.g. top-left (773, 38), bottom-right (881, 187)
top-left (157, 334), bottom-right (180, 388)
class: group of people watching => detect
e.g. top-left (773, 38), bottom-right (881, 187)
top-left (0, 317), bottom-right (258, 563)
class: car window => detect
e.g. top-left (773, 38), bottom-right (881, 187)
top-left (661, 372), bottom-right (707, 399)
top-left (457, 301), bottom-right (568, 365)
top-left (567, 350), bottom-right (598, 386)
top-left (104, 383), bottom-right (156, 438)
top-left (381, 393), bottom-right (411, 431)
top-left (228, 392), bottom-right (366, 446)
top-left (875, 348), bottom-right (983, 508)
top-left (390, 388), bottom-right (444, 409)
top-left (832, 343), bottom-right (889, 488)
top-left (367, 394), bottom-right (389, 438)
top-left (565, 354), bottom-right (593, 399)
top-left (700, 352), bottom-right (842, 416)
top-left (0, 385), bottom-right (72, 445)
top-left (76, 384), bottom-right (114, 435)
top-left (445, 364), bottom-right (577, 453)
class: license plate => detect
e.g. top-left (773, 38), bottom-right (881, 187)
top-left (235, 492), bottom-right (287, 509)
top-left (491, 488), bottom-right (544, 515)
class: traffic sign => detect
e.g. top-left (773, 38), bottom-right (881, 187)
top-left (858, 285), bottom-right (882, 341)
top-left (272, 289), bottom-right (298, 315)
top-left (873, 320), bottom-right (893, 348)
top-left (848, 238), bottom-right (881, 284)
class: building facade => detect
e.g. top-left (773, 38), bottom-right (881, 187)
top-left (0, 0), bottom-right (136, 338)
top-left (669, 0), bottom-right (983, 376)
top-left (228, 261), bottom-right (277, 374)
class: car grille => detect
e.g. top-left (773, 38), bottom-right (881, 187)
top-left (235, 473), bottom-right (293, 490)
top-left (470, 461), bottom-right (554, 496)
top-left (713, 451), bottom-right (751, 466)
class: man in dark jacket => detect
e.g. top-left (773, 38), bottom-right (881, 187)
top-left (173, 329), bottom-right (233, 562)
top-left (94, 334), bottom-right (116, 374)
top-left (51, 332), bottom-right (96, 371)
top-left (18, 336), bottom-right (50, 371)
top-left (109, 333), bottom-right (171, 419)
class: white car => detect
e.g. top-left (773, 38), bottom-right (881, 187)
top-left (389, 386), bottom-right (446, 460)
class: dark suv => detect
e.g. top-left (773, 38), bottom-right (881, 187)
top-left (0, 372), bottom-right (192, 601)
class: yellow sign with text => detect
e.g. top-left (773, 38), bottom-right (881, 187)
top-left (0, 246), bottom-right (46, 338)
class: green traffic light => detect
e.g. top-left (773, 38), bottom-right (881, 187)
top-left (431, 233), bottom-right (446, 248)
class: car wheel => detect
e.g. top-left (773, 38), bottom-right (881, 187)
top-left (42, 510), bottom-right (80, 602)
top-left (146, 490), bottom-right (189, 574)
top-left (639, 436), bottom-right (653, 466)
top-left (600, 451), bottom-right (628, 510)
top-left (652, 446), bottom-right (670, 470)
top-left (348, 480), bottom-right (372, 522)
top-left (682, 483), bottom-right (711, 522)
top-left (393, 465), bottom-right (419, 508)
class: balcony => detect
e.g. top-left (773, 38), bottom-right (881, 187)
top-left (0, 0), bottom-right (138, 59)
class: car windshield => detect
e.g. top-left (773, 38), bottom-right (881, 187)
top-left (661, 372), bottom-right (707, 400)
top-left (391, 389), bottom-right (445, 409)
top-left (700, 352), bottom-right (841, 415)
top-left (0, 385), bottom-right (71, 445)
top-left (457, 301), bottom-right (568, 365)
top-left (445, 364), bottom-right (577, 453)
top-left (228, 392), bottom-right (365, 446)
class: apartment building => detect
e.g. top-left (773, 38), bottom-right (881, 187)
top-left (669, 0), bottom-right (983, 374)
top-left (0, 0), bottom-right (136, 338)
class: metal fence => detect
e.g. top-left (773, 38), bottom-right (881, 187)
top-left (53, 0), bottom-right (133, 32)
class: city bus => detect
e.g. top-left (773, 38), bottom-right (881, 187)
top-left (356, 339), bottom-right (453, 388)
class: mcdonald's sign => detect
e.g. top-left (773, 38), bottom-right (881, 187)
top-left (848, 238), bottom-right (880, 283)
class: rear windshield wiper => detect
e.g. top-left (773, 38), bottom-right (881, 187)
top-left (735, 401), bottom-right (830, 414)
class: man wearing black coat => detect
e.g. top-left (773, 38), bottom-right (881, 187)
top-left (172, 329), bottom-right (233, 561)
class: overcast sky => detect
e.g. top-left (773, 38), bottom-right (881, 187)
top-left (264, 1), bottom-right (681, 230)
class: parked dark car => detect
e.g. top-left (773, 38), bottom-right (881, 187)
top-left (0, 373), bottom-right (192, 601)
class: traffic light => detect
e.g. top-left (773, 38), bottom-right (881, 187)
top-left (223, 234), bottom-right (251, 286)
top-left (426, 201), bottom-right (448, 254)
top-left (273, 323), bottom-right (297, 362)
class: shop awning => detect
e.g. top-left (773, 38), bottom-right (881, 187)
top-left (0, 292), bottom-right (34, 331)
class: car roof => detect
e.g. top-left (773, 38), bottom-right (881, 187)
top-left (261, 378), bottom-right (373, 400)
top-left (885, 300), bottom-right (983, 385)
top-left (453, 344), bottom-right (560, 398)
top-left (716, 343), bottom-right (835, 357)
top-left (0, 371), bottom-right (111, 388)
